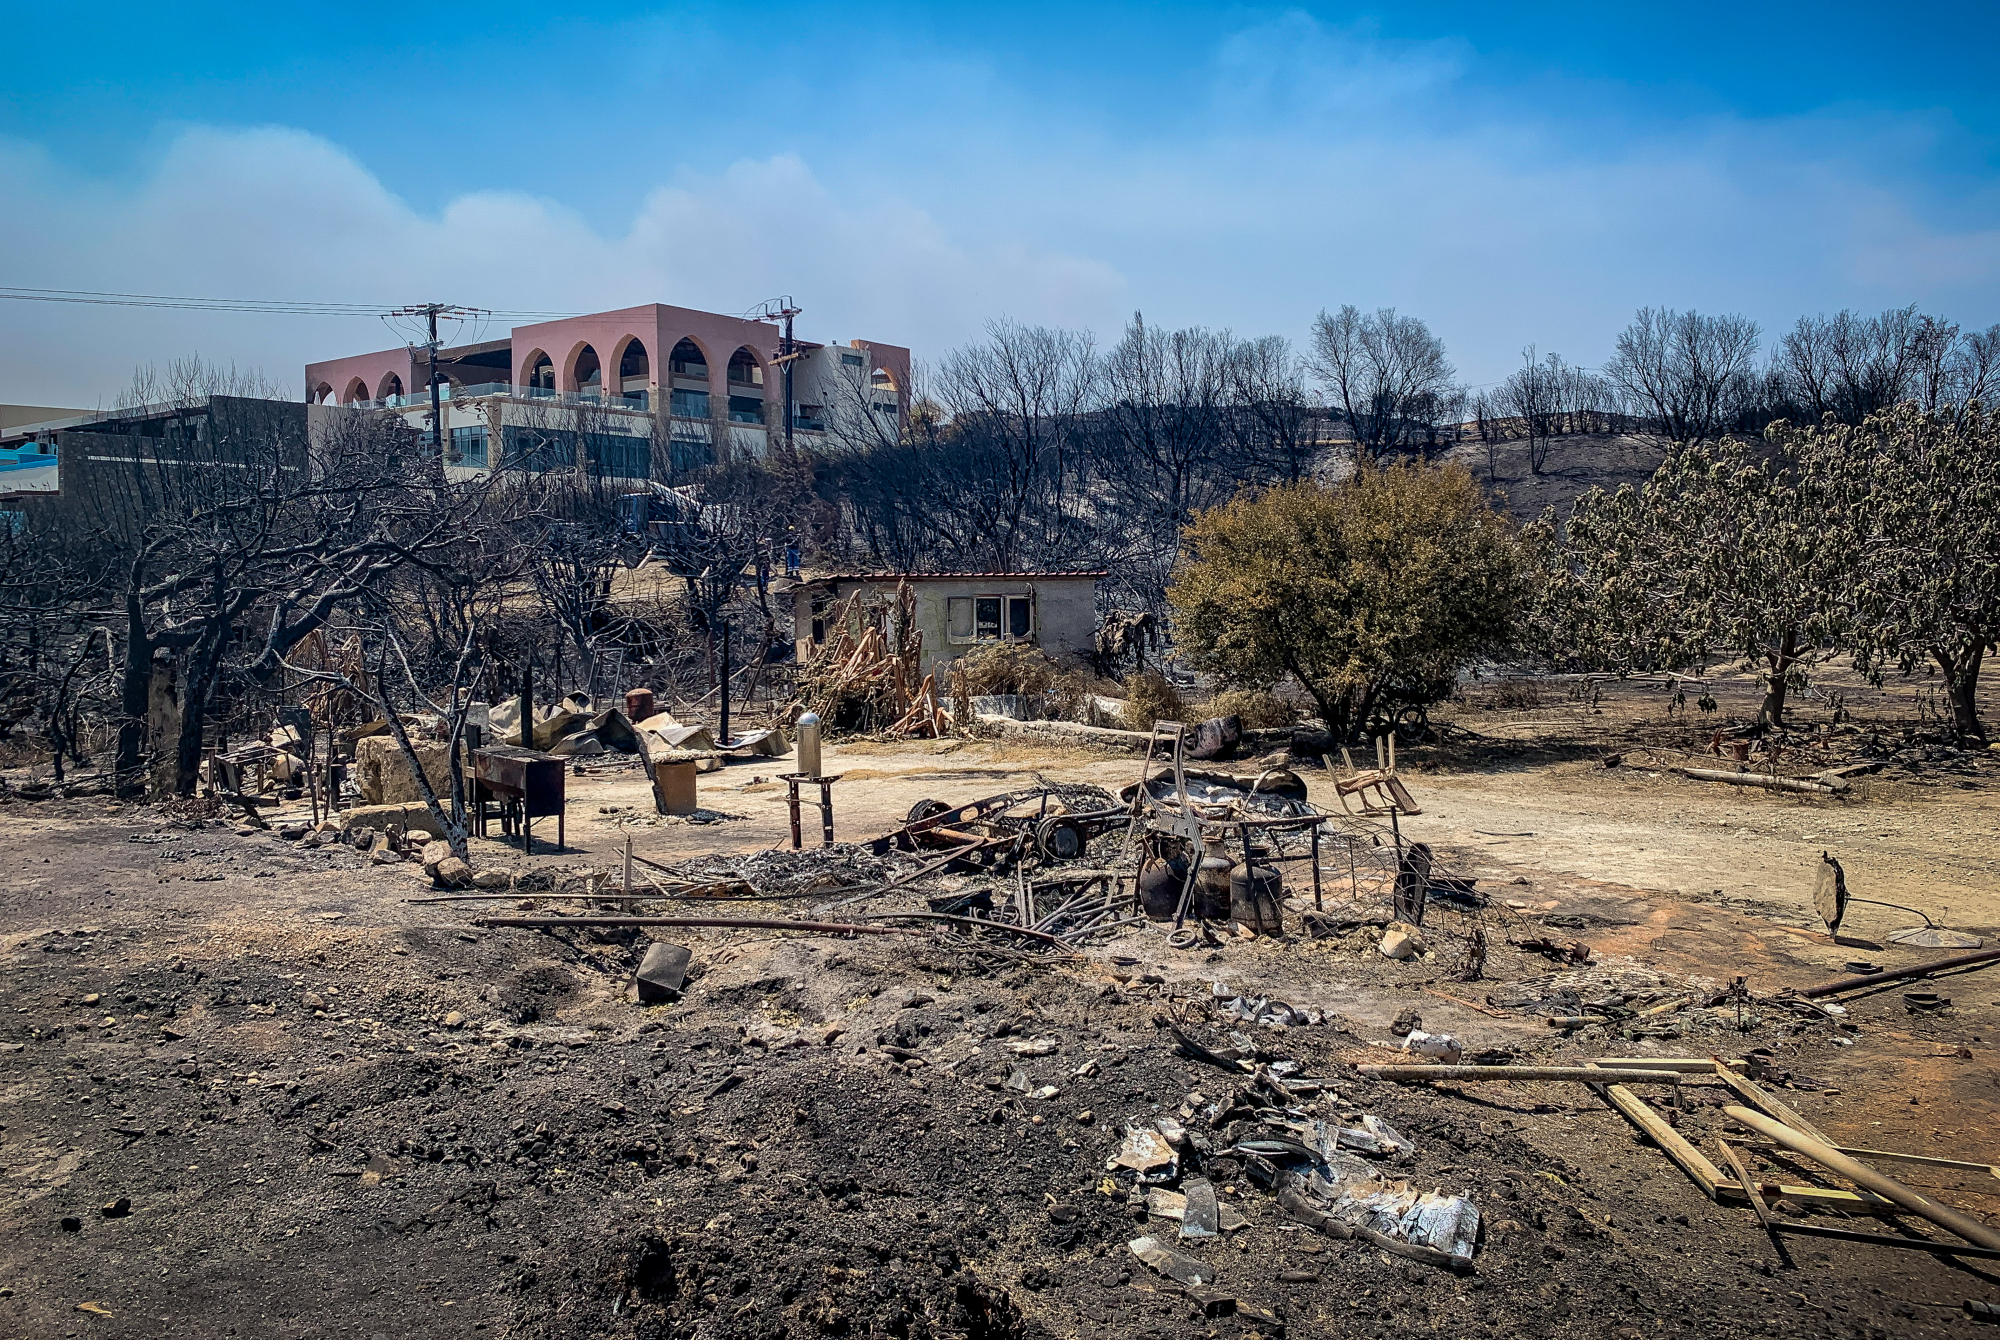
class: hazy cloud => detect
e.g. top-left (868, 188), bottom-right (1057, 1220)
top-left (2, 15), bottom-right (1996, 405)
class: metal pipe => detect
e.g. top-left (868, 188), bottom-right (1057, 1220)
top-left (1800, 947), bottom-right (2000, 998)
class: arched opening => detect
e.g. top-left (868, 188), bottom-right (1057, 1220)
top-left (523, 351), bottom-right (555, 396)
top-left (668, 338), bottom-right (709, 381)
top-left (611, 337), bottom-right (650, 408)
top-left (617, 338), bottom-right (649, 382)
top-left (569, 343), bottom-right (602, 394)
top-left (726, 346), bottom-right (765, 424)
top-left (378, 372), bottom-right (404, 401)
top-left (342, 377), bottom-right (370, 405)
top-left (871, 367), bottom-right (898, 393)
top-left (312, 382), bottom-right (334, 404)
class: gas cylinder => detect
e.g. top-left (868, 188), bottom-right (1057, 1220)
top-left (1229, 861), bottom-right (1285, 935)
top-left (1194, 834), bottom-right (1235, 922)
top-left (1137, 854), bottom-right (1190, 921)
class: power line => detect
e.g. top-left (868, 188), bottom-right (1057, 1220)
top-left (0, 286), bottom-right (578, 320)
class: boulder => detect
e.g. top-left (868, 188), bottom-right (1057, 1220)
top-left (353, 735), bottom-right (453, 806)
top-left (471, 868), bottom-right (513, 890)
top-left (432, 856), bottom-right (474, 889)
top-left (342, 802), bottom-right (446, 839)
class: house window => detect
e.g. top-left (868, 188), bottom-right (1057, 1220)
top-left (951, 593), bottom-right (1032, 643)
top-left (840, 352), bottom-right (865, 367)
top-left (449, 424), bottom-right (488, 467)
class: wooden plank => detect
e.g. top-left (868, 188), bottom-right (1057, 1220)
top-left (1725, 1106), bottom-right (2000, 1251)
top-left (1715, 1138), bottom-right (2000, 1260)
top-left (1711, 1059), bottom-right (1833, 1145)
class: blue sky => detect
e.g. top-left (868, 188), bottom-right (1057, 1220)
top-left (3, 1), bottom-right (1997, 405)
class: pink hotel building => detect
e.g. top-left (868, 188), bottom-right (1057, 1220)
top-left (303, 302), bottom-right (911, 476)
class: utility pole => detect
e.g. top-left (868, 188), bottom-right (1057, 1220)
top-left (428, 305), bottom-right (442, 455)
top-left (781, 308), bottom-right (794, 454)
top-left (387, 303), bottom-right (480, 459)
top-left (747, 297), bottom-right (802, 454)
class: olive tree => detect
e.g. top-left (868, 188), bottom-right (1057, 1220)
top-left (1814, 403), bottom-right (2000, 743)
top-left (1167, 463), bottom-right (1521, 739)
top-left (1530, 433), bottom-right (1852, 727)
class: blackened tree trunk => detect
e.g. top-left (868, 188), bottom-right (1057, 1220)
top-left (1937, 638), bottom-right (1989, 744)
top-left (1758, 629), bottom-right (1800, 728)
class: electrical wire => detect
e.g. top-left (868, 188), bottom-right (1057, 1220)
top-left (0, 286), bottom-right (578, 320)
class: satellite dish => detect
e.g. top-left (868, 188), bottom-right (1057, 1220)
top-left (1811, 851), bottom-right (1981, 949)
top-left (1813, 852), bottom-right (1848, 934)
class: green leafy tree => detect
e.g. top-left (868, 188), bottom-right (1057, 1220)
top-left (1530, 433), bottom-right (1853, 727)
top-left (1167, 463), bottom-right (1521, 738)
top-left (1811, 403), bottom-right (2000, 743)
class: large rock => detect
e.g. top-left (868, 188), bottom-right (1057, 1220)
top-left (420, 840), bottom-right (454, 876)
top-left (432, 856), bottom-right (474, 889)
top-left (354, 735), bottom-right (454, 805)
top-left (339, 802), bottom-right (446, 838)
top-left (471, 869), bottom-right (513, 890)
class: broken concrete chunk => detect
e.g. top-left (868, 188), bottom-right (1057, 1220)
top-left (1379, 920), bottom-right (1426, 960)
top-left (470, 869), bottom-right (513, 891)
top-left (1402, 1030), bottom-right (1462, 1063)
top-left (635, 942), bottom-right (692, 1003)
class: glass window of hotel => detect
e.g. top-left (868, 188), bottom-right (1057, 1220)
top-left (669, 339), bottom-right (708, 380)
top-left (449, 424), bottom-right (488, 467)
top-left (727, 349), bottom-right (763, 386)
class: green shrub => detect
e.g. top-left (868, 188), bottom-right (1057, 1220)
top-left (1120, 671), bottom-right (1186, 732)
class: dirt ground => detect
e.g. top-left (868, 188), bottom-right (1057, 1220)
top-left (3, 666), bottom-right (1998, 1339)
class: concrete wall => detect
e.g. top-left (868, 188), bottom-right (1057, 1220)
top-left (795, 577), bottom-right (1100, 679)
